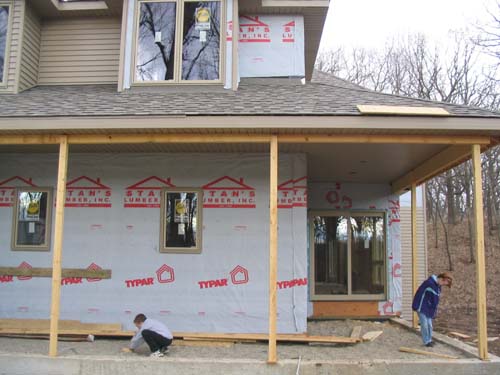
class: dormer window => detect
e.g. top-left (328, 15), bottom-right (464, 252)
top-left (0, 4), bottom-right (10, 85)
top-left (134, 0), bottom-right (222, 84)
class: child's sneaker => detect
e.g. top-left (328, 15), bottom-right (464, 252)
top-left (160, 346), bottom-right (169, 354)
top-left (150, 350), bottom-right (164, 357)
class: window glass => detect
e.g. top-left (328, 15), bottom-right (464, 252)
top-left (311, 212), bottom-right (386, 299)
top-left (0, 5), bottom-right (9, 84)
top-left (161, 189), bottom-right (201, 252)
top-left (313, 216), bottom-right (348, 295)
top-left (13, 189), bottom-right (52, 250)
top-left (181, 1), bottom-right (220, 80)
top-left (350, 216), bottom-right (385, 295)
top-left (136, 1), bottom-right (177, 81)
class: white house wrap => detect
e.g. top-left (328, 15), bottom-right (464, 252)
top-left (0, 153), bottom-right (308, 333)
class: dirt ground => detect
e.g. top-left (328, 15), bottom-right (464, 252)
top-left (0, 320), bottom-right (468, 361)
top-left (428, 221), bottom-right (500, 356)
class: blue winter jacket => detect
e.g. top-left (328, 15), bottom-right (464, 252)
top-left (412, 275), bottom-right (441, 319)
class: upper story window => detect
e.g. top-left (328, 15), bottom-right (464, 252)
top-left (134, 0), bottom-right (222, 84)
top-left (0, 3), bottom-right (10, 85)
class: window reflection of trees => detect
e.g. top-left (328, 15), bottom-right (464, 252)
top-left (136, 2), bottom-right (176, 81)
top-left (182, 2), bottom-right (220, 80)
top-left (165, 192), bottom-right (197, 248)
top-left (0, 6), bottom-right (9, 83)
top-left (17, 191), bottom-right (48, 247)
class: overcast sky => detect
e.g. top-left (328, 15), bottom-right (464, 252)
top-left (320, 0), bottom-right (498, 51)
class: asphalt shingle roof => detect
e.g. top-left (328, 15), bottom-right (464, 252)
top-left (0, 72), bottom-right (498, 118)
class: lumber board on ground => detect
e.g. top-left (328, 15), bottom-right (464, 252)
top-left (0, 334), bottom-right (91, 342)
top-left (0, 267), bottom-right (111, 279)
top-left (350, 326), bottom-right (362, 340)
top-left (399, 347), bottom-right (459, 359)
top-left (362, 331), bottom-right (383, 342)
top-left (174, 332), bottom-right (359, 344)
top-left (449, 331), bottom-right (471, 340)
top-left (174, 340), bottom-right (233, 348)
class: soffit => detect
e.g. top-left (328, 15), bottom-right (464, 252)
top-left (0, 141), bottom-right (449, 185)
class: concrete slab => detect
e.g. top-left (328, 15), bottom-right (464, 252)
top-left (1, 352), bottom-right (500, 375)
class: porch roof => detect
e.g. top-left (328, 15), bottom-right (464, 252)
top-left (1, 73), bottom-right (500, 195)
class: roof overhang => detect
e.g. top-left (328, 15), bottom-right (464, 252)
top-left (1, 115), bottom-right (500, 133)
top-left (1, 114), bottom-right (498, 196)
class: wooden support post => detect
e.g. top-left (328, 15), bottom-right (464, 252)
top-left (472, 144), bottom-right (488, 360)
top-left (268, 135), bottom-right (278, 364)
top-left (49, 136), bottom-right (69, 357)
top-left (411, 183), bottom-right (419, 329)
top-left (231, 0), bottom-right (239, 91)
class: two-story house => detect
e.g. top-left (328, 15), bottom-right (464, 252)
top-left (0, 0), bottom-right (498, 361)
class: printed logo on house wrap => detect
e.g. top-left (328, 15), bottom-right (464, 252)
top-left (226, 20), bottom-right (233, 41)
top-left (199, 265), bottom-right (250, 289)
top-left (388, 199), bottom-right (400, 226)
top-left (239, 16), bottom-right (270, 43)
top-left (325, 183), bottom-right (352, 209)
top-left (278, 176), bottom-right (307, 208)
top-left (124, 176), bottom-right (175, 208)
top-left (0, 262), bottom-right (33, 282)
top-left (282, 20), bottom-right (295, 42)
top-left (203, 176), bottom-right (256, 208)
top-left (61, 262), bottom-right (106, 285)
top-left (0, 176), bottom-right (37, 207)
top-left (124, 264), bottom-right (175, 288)
top-left (65, 176), bottom-right (112, 208)
top-left (17, 261), bottom-right (32, 281)
top-left (277, 277), bottom-right (307, 290)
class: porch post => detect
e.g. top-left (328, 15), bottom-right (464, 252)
top-left (268, 135), bottom-right (278, 363)
top-left (472, 144), bottom-right (488, 360)
top-left (49, 136), bottom-right (69, 357)
top-left (411, 183), bottom-right (419, 328)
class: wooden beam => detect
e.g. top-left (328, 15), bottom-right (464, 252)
top-left (411, 183), bottom-right (419, 329)
top-left (399, 347), bottom-right (459, 360)
top-left (350, 326), bottom-right (362, 340)
top-left (49, 136), bottom-right (69, 357)
top-left (0, 267), bottom-right (111, 279)
top-left (0, 134), bottom-right (490, 146)
top-left (279, 134), bottom-right (489, 145)
top-left (391, 145), bottom-right (472, 194)
top-left (268, 135), bottom-right (278, 364)
top-left (357, 105), bottom-right (450, 116)
top-left (231, 0), bottom-right (239, 91)
top-left (472, 144), bottom-right (488, 360)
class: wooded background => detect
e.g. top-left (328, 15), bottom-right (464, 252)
top-left (316, 1), bottom-right (500, 272)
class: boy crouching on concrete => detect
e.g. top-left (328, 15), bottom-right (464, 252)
top-left (128, 313), bottom-right (173, 357)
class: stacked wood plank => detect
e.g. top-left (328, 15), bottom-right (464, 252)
top-left (0, 319), bottom-right (361, 345)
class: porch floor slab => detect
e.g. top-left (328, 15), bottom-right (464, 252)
top-left (1, 320), bottom-right (499, 374)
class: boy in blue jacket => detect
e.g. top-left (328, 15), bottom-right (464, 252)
top-left (412, 272), bottom-right (452, 347)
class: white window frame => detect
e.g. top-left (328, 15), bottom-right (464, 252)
top-left (309, 210), bottom-right (387, 301)
top-left (0, 1), bottom-right (13, 87)
top-left (132, 0), bottom-right (225, 85)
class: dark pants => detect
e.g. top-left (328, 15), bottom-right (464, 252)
top-left (141, 329), bottom-right (172, 352)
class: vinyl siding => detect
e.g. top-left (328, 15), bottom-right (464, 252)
top-left (38, 17), bottom-right (120, 85)
top-left (18, 2), bottom-right (40, 92)
top-left (0, 0), bottom-right (23, 93)
top-left (400, 206), bottom-right (427, 320)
